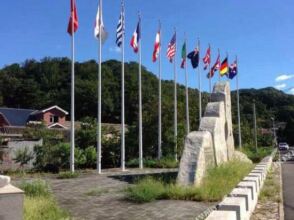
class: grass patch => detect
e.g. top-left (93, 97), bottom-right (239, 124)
top-left (259, 166), bottom-right (281, 203)
top-left (24, 196), bottom-right (69, 220)
top-left (126, 160), bottom-right (253, 203)
top-left (85, 188), bottom-right (110, 196)
top-left (18, 179), bottom-right (69, 220)
top-left (126, 156), bottom-right (178, 168)
top-left (240, 146), bottom-right (273, 163)
top-left (57, 171), bottom-right (79, 179)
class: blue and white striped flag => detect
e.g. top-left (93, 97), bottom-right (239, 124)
top-left (116, 4), bottom-right (124, 47)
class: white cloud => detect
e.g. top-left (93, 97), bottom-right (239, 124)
top-left (275, 74), bottom-right (294, 82)
top-left (275, 83), bottom-right (287, 90)
top-left (289, 88), bottom-right (294, 95)
top-left (109, 47), bottom-right (121, 53)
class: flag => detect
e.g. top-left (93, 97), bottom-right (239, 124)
top-left (207, 54), bottom-right (220, 78)
top-left (228, 60), bottom-right (238, 79)
top-left (167, 33), bottom-right (176, 62)
top-left (187, 48), bottom-right (199, 69)
top-left (203, 46), bottom-right (211, 70)
top-left (152, 31), bottom-right (160, 62)
top-left (220, 57), bottom-right (229, 76)
top-left (130, 20), bottom-right (141, 53)
top-left (94, 0), bottom-right (108, 44)
top-left (180, 42), bottom-right (187, 68)
top-left (116, 4), bottom-right (124, 47)
top-left (67, 0), bottom-right (78, 35)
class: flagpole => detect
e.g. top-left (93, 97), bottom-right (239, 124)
top-left (174, 29), bottom-right (178, 161)
top-left (184, 36), bottom-right (190, 134)
top-left (208, 44), bottom-right (212, 96)
top-left (236, 56), bottom-right (242, 148)
top-left (121, 1), bottom-right (125, 171)
top-left (218, 49), bottom-right (221, 82)
top-left (70, 0), bottom-right (75, 173)
top-left (158, 20), bottom-right (162, 159)
top-left (197, 39), bottom-right (202, 125)
top-left (138, 13), bottom-right (143, 169)
top-left (97, 0), bottom-right (102, 174)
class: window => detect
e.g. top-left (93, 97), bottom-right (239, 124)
top-left (50, 115), bottom-right (59, 123)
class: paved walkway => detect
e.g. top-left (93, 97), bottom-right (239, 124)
top-left (46, 169), bottom-right (215, 220)
top-left (282, 161), bottom-right (294, 220)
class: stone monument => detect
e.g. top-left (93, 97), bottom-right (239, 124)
top-left (177, 81), bottom-right (251, 186)
top-left (0, 175), bottom-right (24, 220)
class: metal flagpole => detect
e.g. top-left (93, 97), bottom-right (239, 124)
top-left (174, 29), bottom-right (178, 161)
top-left (158, 21), bottom-right (162, 159)
top-left (138, 13), bottom-right (143, 169)
top-left (236, 56), bottom-right (242, 148)
top-left (70, 0), bottom-right (75, 173)
top-left (97, 0), bottom-right (102, 174)
top-left (197, 39), bottom-right (202, 124)
top-left (218, 49), bottom-right (221, 82)
top-left (208, 44), bottom-right (212, 96)
top-left (184, 37), bottom-right (190, 134)
top-left (253, 102), bottom-right (258, 151)
top-left (121, 1), bottom-right (125, 171)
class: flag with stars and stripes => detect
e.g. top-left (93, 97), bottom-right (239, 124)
top-left (167, 32), bottom-right (176, 62)
top-left (116, 4), bottom-right (124, 47)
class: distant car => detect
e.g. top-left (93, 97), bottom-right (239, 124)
top-left (279, 142), bottom-right (289, 150)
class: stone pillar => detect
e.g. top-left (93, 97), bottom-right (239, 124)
top-left (211, 81), bottom-right (235, 160)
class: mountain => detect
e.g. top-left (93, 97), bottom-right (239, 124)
top-left (0, 58), bottom-right (293, 154)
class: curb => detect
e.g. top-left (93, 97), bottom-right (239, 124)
top-left (278, 150), bottom-right (285, 220)
top-left (205, 149), bottom-right (277, 220)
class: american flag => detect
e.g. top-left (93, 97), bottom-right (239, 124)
top-left (203, 46), bottom-right (211, 70)
top-left (167, 33), bottom-right (176, 62)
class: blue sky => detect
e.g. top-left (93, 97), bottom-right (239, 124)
top-left (0, 0), bottom-right (294, 94)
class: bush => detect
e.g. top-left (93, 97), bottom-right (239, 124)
top-left (18, 179), bottom-right (50, 197)
top-left (126, 177), bottom-right (165, 203)
top-left (126, 156), bottom-right (178, 168)
top-left (13, 146), bottom-right (34, 168)
top-left (240, 145), bottom-right (273, 163)
top-left (126, 160), bottom-right (253, 203)
top-left (57, 171), bottom-right (79, 179)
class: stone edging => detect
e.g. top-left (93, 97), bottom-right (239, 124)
top-left (205, 149), bottom-right (277, 220)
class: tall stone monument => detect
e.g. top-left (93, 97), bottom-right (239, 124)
top-left (177, 81), bottom-right (250, 186)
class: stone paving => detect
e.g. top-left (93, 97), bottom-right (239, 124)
top-left (36, 169), bottom-right (215, 220)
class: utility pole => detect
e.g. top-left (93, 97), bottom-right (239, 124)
top-left (271, 117), bottom-right (277, 147)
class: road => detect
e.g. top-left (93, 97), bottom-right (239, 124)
top-left (281, 147), bottom-right (294, 220)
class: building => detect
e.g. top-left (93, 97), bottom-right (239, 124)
top-left (0, 105), bottom-right (68, 130)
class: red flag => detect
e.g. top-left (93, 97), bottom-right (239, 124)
top-left (152, 31), bottom-right (160, 62)
top-left (203, 46), bottom-right (211, 70)
top-left (67, 0), bottom-right (79, 35)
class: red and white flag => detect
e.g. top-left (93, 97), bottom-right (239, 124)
top-left (207, 54), bottom-right (220, 78)
top-left (203, 46), bottom-right (211, 70)
top-left (130, 20), bottom-right (141, 53)
top-left (167, 33), bottom-right (176, 62)
top-left (67, 0), bottom-right (79, 35)
top-left (152, 31), bottom-right (160, 62)
top-left (94, 0), bottom-right (108, 44)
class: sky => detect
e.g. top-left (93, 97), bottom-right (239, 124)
top-left (0, 0), bottom-right (294, 94)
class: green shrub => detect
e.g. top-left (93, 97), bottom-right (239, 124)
top-left (57, 171), bottom-right (79, 179)
top-left (126, 156), bottom-right (178, 168)
top-left (240, 146), bottom-right (273, 163)
top-left (18, 179), bottom-right (50, 197)
top-left (126, 177), bottom-right (165, 203)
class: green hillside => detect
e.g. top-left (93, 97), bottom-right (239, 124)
top-left (0, 58), bottom-right (293, 157)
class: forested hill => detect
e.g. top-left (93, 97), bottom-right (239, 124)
top-left (0, 57), bottom-right (293, 146)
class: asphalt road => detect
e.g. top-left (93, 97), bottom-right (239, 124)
top-left (281, 147), bottom-right (294, 220)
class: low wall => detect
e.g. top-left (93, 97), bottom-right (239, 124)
top-left (205, 150), bottom-right (277, 220)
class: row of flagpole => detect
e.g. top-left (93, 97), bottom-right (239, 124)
top-left (67, 0), bottom-right (242, 173)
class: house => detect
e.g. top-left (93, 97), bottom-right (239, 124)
top-left (0, 105), bottom-right (68, 129)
